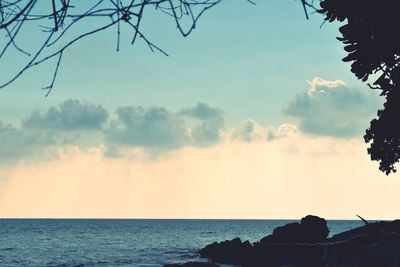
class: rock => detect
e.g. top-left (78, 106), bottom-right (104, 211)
top-left (250, 241), bottom-right (325, 267)
top-left (322, 230), bottom-right (400, 267)
top-left (198, 215), bottom-right (329, 266)
top-left (261, 222), bottom-right (302, 243)
top-left (328, 220), bottom-right (400, 243)
top-left (164, 262), bottom-right (219, 267)
top-left (326, 220), bottom-right (400, 267)
top-left (300, 215), bottom-right (330, 243)
top-left (199, 237), bottom-right (252, 265)
top-left (173, 216), bottom-right (400, 267)
top-left (260, 215), bottom-right (329, 243)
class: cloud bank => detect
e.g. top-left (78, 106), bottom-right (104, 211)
top-left (284, 77), bottom-right (382, 137)
top-left (0, 100), bottom-right (228, 162)
top-left (0, 78), bottom-right (383, 164)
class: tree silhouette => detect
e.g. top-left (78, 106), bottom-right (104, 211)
top-left (318, 0), bottom-right (400, 174)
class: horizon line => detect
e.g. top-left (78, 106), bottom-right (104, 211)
top-left (0, 217), bottom-right (391, 221)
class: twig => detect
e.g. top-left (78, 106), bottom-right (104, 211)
top-left (43, 50), bottom-right (63, 97)
top-left (0, 0), bottom-right (223, 91)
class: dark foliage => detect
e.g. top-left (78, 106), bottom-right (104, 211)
top-left (319, 0), bottom-right (400, 174)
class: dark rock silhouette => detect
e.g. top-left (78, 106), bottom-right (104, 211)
top-left (199, 215), bottom-right (329, 266)
top-left (199, 238), bottom-right (252, 265)
top-left (260, 215), bottom-right (329, 243)
top-left (168, 215), bottom-right (400, 267)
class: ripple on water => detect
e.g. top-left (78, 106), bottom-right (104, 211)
top-left (0, 219), bottom-right (364, 267)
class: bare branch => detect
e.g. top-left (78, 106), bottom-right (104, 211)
top-left (43, 50), bottom-right (63, 97)
top-left (0, 0), bottom-right (222, 94)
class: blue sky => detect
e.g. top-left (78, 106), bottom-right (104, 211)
top-left (1, 0), bottom-right (359, 126)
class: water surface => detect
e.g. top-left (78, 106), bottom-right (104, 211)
top-left (0, 219), bottom-right (364, 266)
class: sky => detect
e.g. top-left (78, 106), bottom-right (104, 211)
top-left (0, 0), bottom-right (397, 219)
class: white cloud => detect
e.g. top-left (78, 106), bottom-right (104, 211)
top-left (306, 77), bottom-right (347, 96)
top-left (230, 120), bottom-right (299, 143)
top-left (285, 77), bottom-right (382, 137)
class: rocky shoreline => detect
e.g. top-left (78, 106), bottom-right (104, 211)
top-left (164, 215), bottom-right (400, 267)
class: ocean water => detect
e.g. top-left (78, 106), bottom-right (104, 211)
top-left (0, 219), bottom-right (364, 267)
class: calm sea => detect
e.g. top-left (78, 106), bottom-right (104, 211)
top-left (0, 219), bottom-right (364, 267)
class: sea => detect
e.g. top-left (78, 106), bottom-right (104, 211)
top-left (0, 219), bottom-right (365, 267)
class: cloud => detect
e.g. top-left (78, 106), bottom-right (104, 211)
top-left (0, 121), bottom-right (59, 162)
top-left (178, 103), bottom-right (225, 146)
top-left (0, 122), bottom-right (33, 160)
top-left (231, 119), bottom-right (266, 142)
top-left (22, 99), bottom-right (108, 130)
top-left (105, 103), bottom-right (225, 150)
top-left (0, 99), bottom-right (108, 164)
top-left (106, 106), bottom-right (188, 149)
top-left (6, 91), bottom-right (376, 165)
top-left (0, 101), bottom-right (229, 164)
top-left (284, 77), bottom-right (382, 137)
top-left (266, 123), bottom-right (299, 141)
top-left (230, 120), bottom-right (299, 143)
top-left (178, 102), bottom-right (224, 119)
